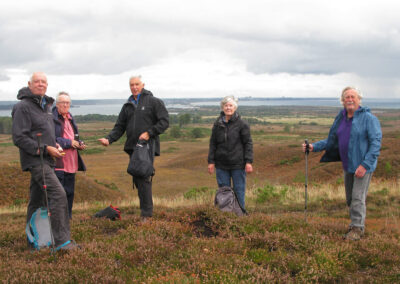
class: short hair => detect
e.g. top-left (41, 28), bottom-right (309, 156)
top-left (220, 95), bottom-right (238, 110)
top-left (129, 75), bottom-right (143, 82)
top-left (56, 91), bottom-right (71, 103)
top-left (340, 86), bottom-right (363, 105)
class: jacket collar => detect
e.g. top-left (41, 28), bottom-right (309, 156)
top-left (17, 87), bottom-right (54, 106)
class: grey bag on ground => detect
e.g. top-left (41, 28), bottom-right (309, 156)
top-left (214, 186), bottom-right (247, 216)
top-left (26, 207), bottom-right (52, 250)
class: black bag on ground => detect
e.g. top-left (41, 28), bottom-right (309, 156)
top-left (127, 140), bottom-right (154, 178)
top-left (94, 205), bottom-right (121, 220)
top-left (214, 186), bottom-right (247, 216)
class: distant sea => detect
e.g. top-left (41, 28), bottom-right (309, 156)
top-left (0, 98), bottom-right (399, 117)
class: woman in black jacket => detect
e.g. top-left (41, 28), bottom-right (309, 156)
top-left (208, 96), bottom-right (253, 208)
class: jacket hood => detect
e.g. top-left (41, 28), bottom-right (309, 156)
top-left (17, 87), bottom-right (54, 105)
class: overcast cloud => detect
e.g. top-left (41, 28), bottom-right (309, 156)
top-left (0, 0), bottom-right (400, 100)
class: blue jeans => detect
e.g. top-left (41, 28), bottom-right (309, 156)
top-left (216, 168), bottom-right (246, 208)
top-left (344, 171), bottom-right (372, 230)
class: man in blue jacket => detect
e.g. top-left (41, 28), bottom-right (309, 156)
top-left (303, 87), bottom-right (382, 240)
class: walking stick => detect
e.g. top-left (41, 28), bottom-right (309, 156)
top-left (304, 139), bottom-right (310, 222)
top-left (36, 133), bottom-right (56, 254)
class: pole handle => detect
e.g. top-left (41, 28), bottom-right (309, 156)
top-left (305, 139), bottom-right (310, 154)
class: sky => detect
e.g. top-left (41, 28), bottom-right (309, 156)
top-left (1, 0), bottom-right (400, 100)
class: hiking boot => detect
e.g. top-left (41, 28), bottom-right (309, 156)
top-left (343, 227), bottom-right (364, 241)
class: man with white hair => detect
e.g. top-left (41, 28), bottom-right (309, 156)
top-left (303, 87), bottom-right (382, 240)
top-left (12, 72), bottom-right (77, 250)
top-left (99, 76), bottom-right (169, 221)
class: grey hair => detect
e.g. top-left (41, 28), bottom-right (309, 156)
top-left (220, 95), bottom-right (238, 110)
top-left (56, 91), bottom-right (71, 103)
top-left (129, 75), bottom-right (143, 82)
top-left (340, 86), bottom-right (362, 105)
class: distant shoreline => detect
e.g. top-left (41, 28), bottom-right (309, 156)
top-left (1, 97), bottom-right (399, 117)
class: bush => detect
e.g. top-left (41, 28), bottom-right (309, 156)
top-left (0, 117), bottom-right (12, 134)
top-left (170, 126), bottom-right (182, 138)
top-left (191, 128), bottom-right (205, 138)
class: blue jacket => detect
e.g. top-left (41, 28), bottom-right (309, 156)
top-left (312, 106), bottom-right (382, 173)
top-left (52, 107), bottom-right (86, 171)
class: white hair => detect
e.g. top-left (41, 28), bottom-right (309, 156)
top-left (220, 95), bottom-right (238, 110)
top-left (56, 91), bottom-right (71, 103)
top-left (129, 75), bottom-right (143, 82)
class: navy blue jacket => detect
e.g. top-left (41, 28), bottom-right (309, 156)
top-left (313, 106), bottom-right (381, 173)
top-left (52, 107), bottom-right (86, 171)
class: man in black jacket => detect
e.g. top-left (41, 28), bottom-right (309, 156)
top-left (12, 72), bottom-right (76, 250)
top-left (99, 76), bottom-right (169, 220)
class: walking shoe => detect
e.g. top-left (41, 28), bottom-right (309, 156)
top-left (57, 240), bottom-right (81, 251)
top-left (343, 227), bottom-right (364, 241)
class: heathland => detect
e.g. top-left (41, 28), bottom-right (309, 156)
top-left (0, 105), bottom-right (399, 283)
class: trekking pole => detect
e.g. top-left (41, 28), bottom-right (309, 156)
top-left (36, 133), bottom-right (56, 254)
top-left (304, 139), bottom-right (310, 223)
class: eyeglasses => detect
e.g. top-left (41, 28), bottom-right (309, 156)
top-left (58, 102), bottom-right (71, 105)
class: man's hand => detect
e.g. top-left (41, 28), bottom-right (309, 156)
top-left (98, 138), bottom-right (110, 146)
top-left (355, 165), bottom-right (367, 178)
top-left (46, 145), bottom-right (63, 158)
top-left (138, 132), bottom-right (150, 141)
top-left (208, 164), bottom-right (215, 175)
top-left (245, 163), bottom-right (253, 174)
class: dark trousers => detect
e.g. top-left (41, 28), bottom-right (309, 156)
top-left (28, 164), bottom-right (70, 247)
top-left (132, 176), bottom-right (153, 217)
top-left (129, 140), bottom-right (154, 217)
top-left (55, 171), bottom-right (76, 219)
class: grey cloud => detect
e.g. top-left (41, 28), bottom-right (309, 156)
top-left (1, 1), bottom-right (400, 81)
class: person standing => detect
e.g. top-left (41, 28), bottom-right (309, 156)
top-left (12, 72), bottom-right (77, 250)
top-left (208, 96), bottom-right (253, 209)
top-left (98, 76), bottom-right (169, 221)
top-left (303, 87), bottom-right (382, 240)
top-left (53, 92), bottom-right (86, 219)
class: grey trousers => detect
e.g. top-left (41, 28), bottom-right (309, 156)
top-left (344, 171), bottom-right (373, 230)
top-left (28, 164), bottom-right (71, 247)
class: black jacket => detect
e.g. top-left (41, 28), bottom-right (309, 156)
top-left (208, 111), bottom-right (253, 170)
top-left (106, 89), bottom-right (169, 156)
top-left (52, 107), bottom-right (86, 171)
top-left (12, 87), bottom-right (56, 171)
